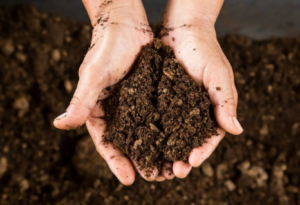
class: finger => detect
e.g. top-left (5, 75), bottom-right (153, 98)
top-left (173, 161), bottom-right (192, 179)
top-left (53, 59), bottom-right (109, 130)
top-left (86, 104), bottom-right (135, 186)
top-left (189, 128), bottom-right (225, 167)
top-left (203, 60), bottom-right (243, 135)
top-left (162, 162), bottom-right (175, 180)
top-left (53, 24), bottom-right (132, 130)
top-left (131, 159), bottom-right (159, 182)
top-left (223, 57), bottom-right (239, 106)
top-left (155, 175), bottom-right (166, 182)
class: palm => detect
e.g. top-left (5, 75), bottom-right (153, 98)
top-left (54, 9), bottom-right (158, 184)
top-left (88, 24), bottom-right (154, 179)
top-left (159, 25), bottom-right (241, 176)
top-left (84, 20), bottom-right (152, 91)
top-left (55, 0), bottom-right (243, 184)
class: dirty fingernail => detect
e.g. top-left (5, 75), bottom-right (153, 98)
top-left (55, 112), bottom-right (68, 121)
top-left (232, 117), bottom-right (243, 132)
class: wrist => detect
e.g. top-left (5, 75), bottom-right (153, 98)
top-left (83, 0), bottom-right (146, 27)
top-left (163, 0), bottom-right (224, 28)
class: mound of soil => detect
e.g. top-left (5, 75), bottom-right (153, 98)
top-left (104, 39), bottom-right (217, 172)
top-left (1, 5), bottom-right (300, 205)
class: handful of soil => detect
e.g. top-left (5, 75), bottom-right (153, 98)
top-left (103, 39), bottom-right (218, 173)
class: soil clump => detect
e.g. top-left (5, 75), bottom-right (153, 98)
top-left (103, 39), bottom-right (218, 172)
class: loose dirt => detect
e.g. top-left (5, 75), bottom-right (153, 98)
top-left (103, 39), bottom-right (217, 173)
top-left (0, 5), bottom-right (299, 205)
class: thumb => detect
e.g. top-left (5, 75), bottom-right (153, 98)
top-left (53, 62), bottom-right (108, 130)
top-left (204, 60), bottom-right (243, 135)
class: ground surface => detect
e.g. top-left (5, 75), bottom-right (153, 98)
top-left (0, 5), bottom-right (299, 205)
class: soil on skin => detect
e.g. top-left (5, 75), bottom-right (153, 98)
top-left (103, 39), bottom-right (218, 173)
top-left (1, 5), bottom-right (300, 205)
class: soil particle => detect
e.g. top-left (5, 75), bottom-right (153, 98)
top-left (2, 40), bottom-right (15, 56)
top-left (224, 180), bottom-right (236, 192)
top-left (103, 39), bottom-right (218, 172)
top-left (201, 162), bottom-right (214, 177)
top-left (13, 96), bottom-right (29, 111)
top-left (100, 0), bottom-right (113, 8)
top-left (244, 166), bottom-right (268, 187)
top-left (237, 160), bottom-right (251, 172)
top-left (0, 157), bottom-right (8, 179)
top-left (160, 26), bottom-right (175, 37)
top-left (216, 163), bottom-right (228, 180)
top-left (64, 80), bottom-right (73, 93)
top-left (88, 43), bottom-right (95, 51)
top-left (259, 124), bottom-right (269, 135)
top-left (52, 49), bottom-right (61, 61)
top-left (270, 165), bottom-right (287, 196)
top-left (165, 166), bottom-right (172, 175)
top-left (15, 52), bottom-right (27, 62)
top-left (286, 186), bottom-right (299, 193)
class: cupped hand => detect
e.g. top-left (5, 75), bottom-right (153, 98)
top-left (53, 0), bottom-right (170, 185)
top-left (160, 0), bottom-right (244, 179)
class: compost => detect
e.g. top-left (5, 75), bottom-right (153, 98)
top-left (103, 39), bottom-right (217, 173)
top-left (0, 5), bottom-right (299, 205)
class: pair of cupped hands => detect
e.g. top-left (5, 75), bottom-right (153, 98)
top-left (53, 0), bottom-right (243, 185)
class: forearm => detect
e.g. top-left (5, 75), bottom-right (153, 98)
top-left (82, 0), bottom-right (146, 26)
top-left (163, 0), bottom-right (224, 27)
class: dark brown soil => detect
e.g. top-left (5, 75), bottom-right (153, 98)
top-left (1, 5), bottom-right (300, 205)
top-left (103, 39), bottom-right (217, 172)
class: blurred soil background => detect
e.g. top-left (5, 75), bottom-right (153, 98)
top-left (0, 5), bottom-right (300, 205)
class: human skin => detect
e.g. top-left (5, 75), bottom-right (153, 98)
top-left (53, 0), bottom-right (170, 184)
top-left (161, 0), bottom-right (243, 178)
top-left (53, 0), bottom-right (243, 185)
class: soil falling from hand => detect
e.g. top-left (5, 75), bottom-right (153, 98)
top-left (103, 39), bottom-right (218, 173)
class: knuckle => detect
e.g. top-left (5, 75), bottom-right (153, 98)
top-left (222, 97), bottom-right (236, 107)
top-left (207, 138), bottom-right (219, 149)
top-left (70, 96), bottom-right (82, 106)
top-left (107, 153), bottom-right (124, 163)
top-left (78, 63), bottom-right (97, 78)
top-left (193, 156), bottom-right (204, 167)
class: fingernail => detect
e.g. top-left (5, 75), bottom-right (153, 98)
top-left (55, 112), bottom-right (68, 121)
top-left (232, 117), bottom-right (243, 132)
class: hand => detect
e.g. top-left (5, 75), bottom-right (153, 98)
top-left (53, 0), bottom-right (165, 185)
top-left (160, 0), bottom-right (244, 178)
